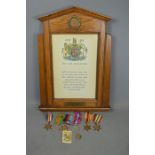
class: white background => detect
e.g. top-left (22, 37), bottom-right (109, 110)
top-left (130, 0), bottom-right (155, 154)
top-left (0, 0), bottom-right (155, 155)
top-left (0, 0), bottom-right (26, 155)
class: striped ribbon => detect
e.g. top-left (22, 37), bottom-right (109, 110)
top-left (63, 113), bottom-right (73, 125)
top-left (55, 114), bottom-right (64, 125)
top-left (84, 112), bottom-right (94, 123)
top-left (47, 112), bottom-right (52, 124)
top-left (74, 112), bottom-right (81, 125)
top-left (94, 114), bottom-right (103, 124)
top-left (63, 112), bottom-right (81, 125)
top-left (84, 112), bottom-right (103, 124)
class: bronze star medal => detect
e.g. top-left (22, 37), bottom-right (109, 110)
top-left (44, 112), bottom-right (53, 130)
top-left (84, 124), bottom-right (91, 131)
top-left (93, 123), bottom-right (101, 131)
top-left (44, 123), bottom-right (52, 130)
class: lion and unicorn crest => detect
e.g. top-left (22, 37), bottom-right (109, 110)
top-left (62, 38), bottom-right (88, 61)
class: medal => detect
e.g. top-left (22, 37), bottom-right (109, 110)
top-left (83, 112), bottom-right (91, 131)
top-left (44, 112), bottom-right (53, 130)
top-left (93, 123), bottom-right (101, 131)
top-left (73, 112), bottom-right (82, 125)
top-left (75, 133), bottom-right (82, 140)
top-left (93, 114), bottom-right (103, 131)
top-left (55, 114), bottom-right (64, 125)
top-left (44, 123), bottom-right (52, 130)
top-left (84, 123), bottom-right (91, 131)
top-left (63, 113), bottom-right (72, 124)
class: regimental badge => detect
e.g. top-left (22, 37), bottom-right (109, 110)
top-left (62, 38), bottom-right (88, 61)
top-left (68, 16), bottom-right (81, 30)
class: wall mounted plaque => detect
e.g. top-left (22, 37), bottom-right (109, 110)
top-left (37, 6), bottom-right (112, 111)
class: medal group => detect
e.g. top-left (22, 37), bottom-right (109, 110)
top-left (44, 112), bottom-right (103, 143)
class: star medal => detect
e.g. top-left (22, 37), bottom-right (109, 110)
top-left (63, 113), bottom-right (75, 125)
top-left (44, 123), bottom-right (52, 130)
top-left (44, 112), bottom-right (53, 130)
top-left (93, 114), bottom-right (103, 131)
top-left (84, 123), bottom-right (91, 131)
top-left (55, 114), bottom-right (64, 125)
top-left (93, 123), bottom-right (101, 131)
top-left (83, 112), bottom-right (91, 131)
top-left (73, 112), bottom-right (82, 125)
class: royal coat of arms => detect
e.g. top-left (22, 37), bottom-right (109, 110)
top-left (62, 38), bottom-right (88, 61)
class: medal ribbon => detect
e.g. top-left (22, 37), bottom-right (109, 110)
top-left (73, 112), bottom-right (81, 125)
top-left (84, 112), bottom-right (89, 124)
top-left (47, 112), bottom-right (52, 124)
top-left (84, 112), bottom-right (93, 124)
top-left (55, 114), bottom-right (64, 125)
top-left (94, 114), bottom-right (103, 124)
top-left (63, 113), bottom-right (74, 125)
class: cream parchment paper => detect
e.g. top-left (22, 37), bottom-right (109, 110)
top-left (52, 34), bottom-right (98, 98)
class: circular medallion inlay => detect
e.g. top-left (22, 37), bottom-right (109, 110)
top-left (68, 16), bottom-right (81, 30)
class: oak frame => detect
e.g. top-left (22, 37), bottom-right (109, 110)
top-left (38, 7), bottom-right (112, 111)
top-left (51, 32), bottom-right (99, 100)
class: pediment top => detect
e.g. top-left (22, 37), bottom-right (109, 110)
top-left (38, 6), bottom-right (111, 22)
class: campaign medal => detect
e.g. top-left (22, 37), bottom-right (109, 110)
top-left (44, 112), bottom-right (53, 130)
top-left (55, 114), bottom-right (64, 125)
top-left (73, 112), bottom-right (82, 125)
top-left (83, 112), bottom-right (91, 131)
top-left (93, 114), bottom-right (103, 131)
top-left (84, 123), bottom-right (91, 131)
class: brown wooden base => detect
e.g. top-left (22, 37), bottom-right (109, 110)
top-left (39, 106), bottom-right (111, 112)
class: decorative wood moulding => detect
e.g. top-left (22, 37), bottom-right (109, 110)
top-left (37, 6), bottom-right (112, 111)
top-left (38, 6), bottom-right (111, 22)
